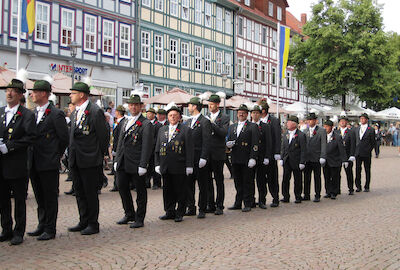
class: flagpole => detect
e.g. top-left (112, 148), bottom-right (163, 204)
top-left (16, 0), bottom-right (22, 72)
top-left (276, 22), bottom-right (280, 118)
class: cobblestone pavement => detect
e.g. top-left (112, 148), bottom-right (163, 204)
top-left (0, 147), bottom-right (399, 269)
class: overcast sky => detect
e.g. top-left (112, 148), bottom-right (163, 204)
top-left (287, 0), bottom-right (399, 33)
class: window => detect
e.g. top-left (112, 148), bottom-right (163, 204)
top-left (245, 0), bottom-right (250, 6)
top-left (254, 63), bottom-right (259, 81)
top-left (155, 87), bottom-right (163, 95)
top-left (142, 0), bottom-right (150, 7)
top-left (245, 60), bottom-right (251, 80)
top-left (261, 65), bottom-right (267, 83)
top-left (254, 23), bottom-right (260, 43)
top-left (154, 35), bottom-right (163, 63)
top-left (225, 11), bottom-right (231, 34)
top-left (195, 46), bottom-right (202, 71)
top-left (181, 42), bottom-right (189, 69)
top-left (237, 58), bottom-right (243, 78)
top-left (271, 67), bottom-right (276, 85)
top-left (286, 72), bottom-right (291, 89)
top-left (195, 0), bottom-right (202, 24)
top-left (10, 0), bottom-right (25, 38)
top-left (83, 14), bottom-right (97, 52)
top-left (205, 48), bottom-right (211, 72)
top-left (35, 2), bottom-right (50, 43)
top-left (246, 19), bottom-right (252, 40)
top-left (262, 27), bottom-right (267, 45)
top-left (0, 0), bottom-right (2, 34)
top-left (182, 0), bottom-right (189, 21)
top-left (102, 20), bottom-right (114, 56)
top-left (155, 0), bottom-right (163, 11)
top-left (205, 2), bottom-right (211, 27)
top-left (120, 24), bottom-right (130, 59)
top-left (216, 51), bottom-right (222, 74)
top-left (60, 8), bottom-right (74, 47)
top-left (277, 7), bottom-right (282, 21)
top-left (216, 7), bottom-right (223, 31)
top-left (225, 53), bottom-right (231, 76)
top-left (170, 39), bottom-right (177, 66)
top-left (272, 30), bottom-right (277, 48)
top-left (170, 0), bottom-right (178, 17)
top-left (238, 17), bottom-right (244, 37)
top-left (141, 31), bottom-right (150, 60)
top-left (268, 2), bottom-right (274, 17)
top-left (292, 78), bottom-right (298, 90)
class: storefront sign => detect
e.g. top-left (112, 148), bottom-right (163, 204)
top-left (49, 63), bottom-right (88, 75)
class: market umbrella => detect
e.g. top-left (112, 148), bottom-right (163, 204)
top-left (51, 72), bottom-right (103, 96)
top-left (0, 67), bottom-right (34, 89)
top-left (144, 87), bottom-right (194, 106)
top-left (375, 107), bottom-right (400, 120)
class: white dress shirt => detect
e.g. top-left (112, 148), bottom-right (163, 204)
top-left (191, 113), bottom-right (201, 128)
top-left (75, 99), bottom-right (89, 125)
top-left (36, 102), bottom-right (50, 124)
top-left (340, 127), bottom-right (347, 137)
top-left (159, 120), bottom-right (166, 126)
top-left (327, 131), bottom-right (334, 143)
top-left (236, 121), bottom-right (246, 136)
top-left (168, 123), bottom-right (178, 142)
top-left (309, 126), bottom-right (316, 137)
top-left (5, 104), bottom-right (20, 126)
top-left (261, 114), bottom-right (269, 124)
top-left (125, 114), bottom-right (141, 132)
top-left (359, 124), bottom-right (368, 139)
top-left (288, 129), bottom-right (296, 144)
top-left (210, 110), bottom-right (220, 123)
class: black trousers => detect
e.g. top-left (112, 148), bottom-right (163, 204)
top-left (225, 152), bottom-right (233, 177)
top-left (232, 164), bottom-right (253, 208)
top-left (342, 160), bottom-right (354, 192)
top-left (323, 165), bottom-right (341, 196)
top-left (250, 163), bottom-right (267, 205)
top-left (186, 164), bottom-right (209, 212)
top-left (355, 156), bottom-right (372, 190)
top-left (266, 160), bottom-right (280, 204)
top-left (282, 161), bottom-right (302, 201)
top-left (30, 168), bottom-right (59, 234)
top-left (162, 172), bottom-right (186, 217)
top-left (71, 165), bottom-right (100, 229)
top-left (207, 159), bottom-right (225, 210)
top-left (146, 155), bottom-right (161, 188)
top-left (303, 161), bottom-right (322, 198)
top-left (0, 176), bottom-right (28, 236)
top-left (374, 141), bottom-right (380, 156)
top-left (117, 170), bottom-right (147, 222)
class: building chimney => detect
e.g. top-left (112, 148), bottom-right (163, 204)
top-left (301, 13), bottom-right (307, 25)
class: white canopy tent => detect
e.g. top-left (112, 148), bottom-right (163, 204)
top-left (374, 107), bottom-right (400, 120)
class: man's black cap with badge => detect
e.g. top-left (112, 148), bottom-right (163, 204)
top-left (0, 79), bottom-right (26, 93)
top-left (165, 102), bottom-right (182, 115)
top-left (324, 120), bottom-right (334, 127)
top-left (359, 113), bottom-right (369, 120)
top-left (287, 115), bottom-right (299, 124)
top-left (70, 82), bottom-right (90, 95)
top-left (339, 115), bottom-right (349, 122)
top-left (306, 112), bottom-right (318, 120)
top-left (208, 94), bottom-right (221, 103)
top-left (237, 104), bottom-right (249, 112)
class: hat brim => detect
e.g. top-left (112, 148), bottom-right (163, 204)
top-left (28, 88), bottom-right (51, 92)
top-left (70, 88), bottom-right (90, 94)
top-left (167, 108), bottom-right (182, 114)
top-left (0, 86), bottom-right (26, 93)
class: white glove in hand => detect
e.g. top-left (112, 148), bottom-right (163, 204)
top-left (199, 158), bottom-right (207, 168)
top-left (299, 164), bottom-right (305, 170)
top-left (343, 162), bottom-right (349, 169)
top-left (155, 166), bottom-right (161, 175)
top-left (226, 141), bottom-right (235, 149)
top-left (114, 162), bottom-right (118, 171)
top-left (348, 156), bottom-right (355, 162)
top-left (263, 158), bottom-right (270, 166)
top-left (186, 167), bottom-right (194, 176)
top-left (274, 154), bottom-right (281, 161)
top-left (319, 158), bottom-right (326, 165)
top-left (138, 167), bottom-right (147, 176)
top-left (248, 159), bottom-right (256, 168)
top-left (279, 160), bottom-right (284, 167)
top-left (0, 144), bottom-right (8, 154)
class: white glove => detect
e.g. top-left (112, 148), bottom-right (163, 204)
top-left (348, 156), bottom-right (355, 162)
top-left (0, 144), bottom-right (8, 154)
top-left (279, 160), bottom-right (284, 167)
top-left (343, 162), bottom-right (349, 169)
top-left (263, 158), bottom-right (270, 166)
top-left (248, 158), bottom-right (256, 168)
top-left (112, 151), bottom-right (117, 157)
top-left (186, 167), bottom-right (194, 176)
top-left (226, 141), bottom-right (235, 149)
top-left (299, 164), bottom-right (305, 170)
top-left (319, 158), bottom-right (326, 165)
top-left (155, 166), bottom-right (161, 175)
top-left (274, 154), bottom-right (281, 160)
top-left (138, 167), bottom-right (147, 176)
top-left (199, 158), bottom-right (207, 169)
top-left (114, 162), bottom-right (118, 171)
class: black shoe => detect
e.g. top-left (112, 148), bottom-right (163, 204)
top-left (313, 197), bottom-right (320, 203)
top-left (37, 232), bottom-right (55, 241)
top-left (97, 190), bottom-right (101, 194)
top-left (270, 202), bottom-right (279, 208)
top-left (197, 211), bottom-right (206, 219)
top-left (356, 188), bottom-right (362, 192)
top-left (64, 189), bottom-right (74, 195)
top-left (349, 191), bottom-right (354, 195)
top-left (151, 186), bottom-right (160, 190)
top-left (159, 214), bottom-right (175, 220)
top-left (130, 221), bottom-right (144, 228)
top-left (68, 224), bottom-right (87, 232)
top-left (0, 232), bottom-right (13, 242)
top-left (302, 196), bottom-right (310, 201)
top-left (330, 195), bottom-right (336, 200)
top-left (364, 188), bottom-right (370, 192)
top-left (259, 203), bottom-right (267, 209)
top-left (294, 199), bottom-right (302, 204)
top-left (10, 235), bottom-right (23, 245)
top-left (323, 194), bottom-right (331, 198)
top-left (242, 207), bottom-right (251, 212)
top-left (228, 205), bottom-right (241, 210)
top-left (214, 208), bottom-right (223, 215)
top-left (185, 209), bottom-right (196, 216)
top-left (251, 203), bottom-right (257, 208)
top-left (80, 226), bottom-right (99, 235)
top-left (116, 216), bottom-right (135, 225)
top-left (174, 216), bottom-right (183, 222)
top-left (27, 227), bottom-right (44, 237)
top-left (205, 207), bottom-right (216, 213)
top-left (280, 198), bottom-right (289, 203)
top-left (109, 187), bottom-right (118, 192)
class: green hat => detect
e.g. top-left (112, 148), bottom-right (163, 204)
top-left (258, 98), bottom-right (269, 110)
top-left (250, 104), bottom-right (262, 112)
top-left (188, 97), bottom-right (202, 106)
top-left (0, 79), bottom-right (26, 93)
top-left (157, 108), bottom-right (167, 115)
top-left (116, 105), bottom-right (126, 114)
top-left (127, 94), bottom-right (143, 104)
top-left (237, 104), bottom-right (249, 112)
top-left (324, 120), bottom-right (334, 127)
top-left (29, 80), bottom-right (51, 92)
top-left (208, 94), bottom-right (221, 103)
top-left (287, 115), bottom-right (299, 124)
top-left (359, 113), bottom-right (369, 119)
top-left (147, 107), bottom-right (156, 113)
top-left (167, 105), bottom-right (182, 115)
top-left (70, 82), bottom-right (90, 94)
top-left (339, 115), bottom-right (349, 122)
top-left (306, 112), bottom-right (317, 120)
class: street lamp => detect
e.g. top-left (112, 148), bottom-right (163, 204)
top-left (68, 41), bottom-right (81, 87)
top-left (221, 70), bottom-right (229, 113)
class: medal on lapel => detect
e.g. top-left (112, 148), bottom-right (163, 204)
top-left (82, 125), bottom-right (90, 135)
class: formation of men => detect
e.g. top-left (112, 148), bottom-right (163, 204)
top-left (0, 75), bottom-right (376, 246)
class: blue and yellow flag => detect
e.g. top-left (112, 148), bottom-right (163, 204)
top-left (22, 0), bottom-right (35, 34)
top-left (279, 25), bottom-right (290, 79)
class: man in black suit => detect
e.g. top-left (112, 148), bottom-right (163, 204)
top-left (249, 104), bottom-right (272, 209)
top-left (156, 108), bottom-right (168, 126)
top-left (259, 99), bottom-right (281, 207)
top-left (67, 82), bottom-right (109, 235)
top-left (110, 105), bottom-right (127, 192)
top-left (354, 113), bottom-right (375, 192)
top-left (0, 78), bottom-right (36, 245)
top-left (323, 120), bottom-right (348, 199)
top-left (336, 116), bottom-right (356, 195)
top-left (27, 80), bottom-right (69, 241)
top-left (185, 97), bottom-right (211, 218)
top-left (145, 107), bottom-right (162, 190)
top-left (206, 94), bottom-right (229, 215)
top-left (226, 104), bottom-right (259, 212)
top-left (155, 104), bottom-right (194, 222)
top-left (303, 113), bottom-right (327, 202)
top-left (280, 116), bottom-right (307, 204)
top-left (114, 95), bottom-right (154, 228)
top-left (373, 124), bottom-right (382, 158)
